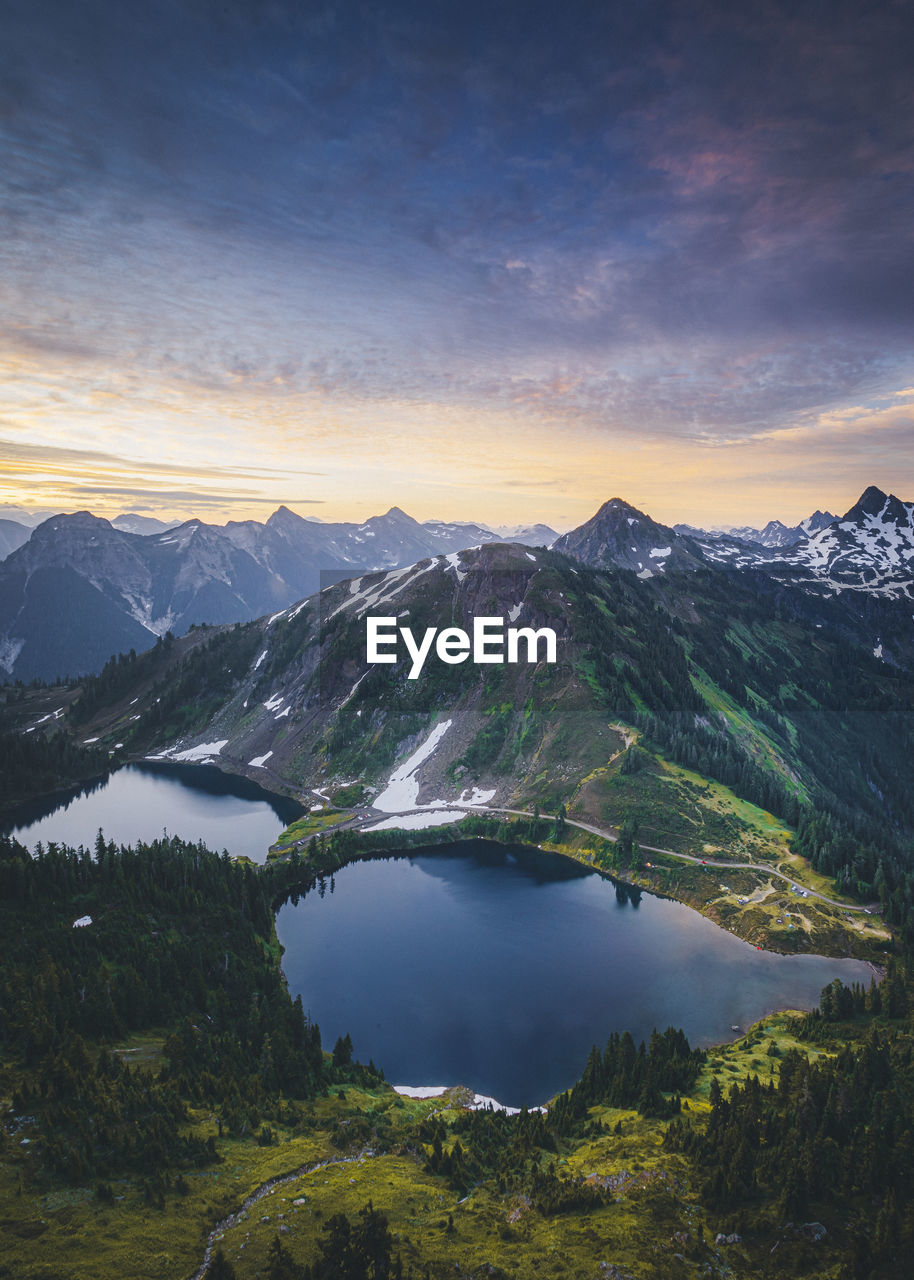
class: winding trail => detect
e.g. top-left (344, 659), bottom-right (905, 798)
top-left (324, 804), bottom-right (876, 915)
top-left (189, 1150), bottom-right (373, 1279)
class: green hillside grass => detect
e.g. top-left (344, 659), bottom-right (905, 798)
top-left (0, 1010), bottom-right (893, 1280)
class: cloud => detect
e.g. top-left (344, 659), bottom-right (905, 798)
top-left (65, 484), bottom-right (323, 507)
top-left (2, 0), bottom-right (913, 527)
top-left (0, 435), bottom-right (325, 481)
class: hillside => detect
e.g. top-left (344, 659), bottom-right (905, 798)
top-left (1, 825), bottom-right (913, 1280)
top-left (0, 506), bottom-right (507, 682)
top-left (20, 537), bottom-right (902, 954)
top-left (4, 523), bottom-right (914, 1280)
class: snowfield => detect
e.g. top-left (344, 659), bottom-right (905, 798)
top-left (148, 740), bottom-right (229, 763)
top-left (373, 720), bottom-right (453, 811)
top-left (362, 810), bottom-right (461, 832)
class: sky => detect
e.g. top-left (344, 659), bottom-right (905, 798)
top-left (2, 0), bottom-right (913, 531)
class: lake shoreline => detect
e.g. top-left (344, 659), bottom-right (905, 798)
top-left (275, 837), bottom-right (875, 1105)
top-left (267, 806), bottom-right (890, 968)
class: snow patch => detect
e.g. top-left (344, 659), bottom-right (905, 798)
top-left (330, 563), bottom-right (436, 620)
top-left (0, 637), bottom-right (25, 673)
top-left (373, 720), bottom-right (453, 811)
top-left (249, 752), bottom-right (273, 768)
top-left (362, 810), bottom-right (461, 831)
top-left (389, 1084), bottom-right (543, 1112)
top-left (444, 551), bottom-right (466, 582)
top-left (253, 649), bottom-right (268, 671)
top-left (456, 787), bottom-right (497, 806)
top-left (508, 603), bottom-right (522, 622)
top-left (150, 739), bottom-right (229, 763)
top-left (649, 546), bottom-right (671, 559)
top-left (392, 1085), bottom-right (448, 1099)
top-left (72, 915), bottom-right (93, 929)
top-left (468, 1094), bottom-right (546, 1115)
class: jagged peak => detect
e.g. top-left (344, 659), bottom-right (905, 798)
top-left (850, 486), bottom-right (889, 517)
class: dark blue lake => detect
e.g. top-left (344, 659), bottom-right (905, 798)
top-left (4, 769), bottom-right (874, 1106)
top-left (276, 841), bottom-right (874, 1106)
top-left (3, 762), bottom-right (302, 863)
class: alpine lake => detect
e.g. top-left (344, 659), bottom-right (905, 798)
top-left (5, 763), bottom-right (873, 1106)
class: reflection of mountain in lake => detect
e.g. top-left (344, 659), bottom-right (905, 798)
top-left (1, 771), bottom-right (113, 833)
top-left (276, 843), bottom-right (873, 1105)
top-left (407, 841), bottom-right (595, 889)
top-left (5, 763), bottom-right (302, 862)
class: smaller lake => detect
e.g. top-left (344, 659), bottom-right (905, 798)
top-left (3, 763), bottom-right (302, 863)
top-left (277, 842), bottom-right (875, 1106)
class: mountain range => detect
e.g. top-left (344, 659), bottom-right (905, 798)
top-left (0, 506), bottom-right (557, 681)
top-left (558, 487), bottom-right (914, 603)
top-left (2, 486), bottom-right (913, 683)
top-left (676, 510), bottom-right (838, 548)
top-left (49, 513), bottom-right (913, 920)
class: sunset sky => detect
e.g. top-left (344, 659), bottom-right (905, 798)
top-left (2, 0), bottom-right (913, 530)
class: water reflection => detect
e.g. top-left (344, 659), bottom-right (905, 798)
top-left (277, 841), bottom-right (874, 1105)
top-left (4, 762), bottom-right (303, 863)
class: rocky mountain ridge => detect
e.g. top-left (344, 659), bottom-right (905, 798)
top-left (0, 506), bottom-right (555, 681)
top-left (2, 486), bottom-right (910, 683)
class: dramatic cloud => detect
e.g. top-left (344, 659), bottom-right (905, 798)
top-left (2, 0), bottom-right (913, 526)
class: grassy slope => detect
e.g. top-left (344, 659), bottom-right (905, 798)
top-left (0, 1014), bottom-right (853, 1280)
top-left (559, 735), bottom-right (888, 961)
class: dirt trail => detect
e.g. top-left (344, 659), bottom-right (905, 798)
top-left (188, 1150), bottom-right (372, 1279)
